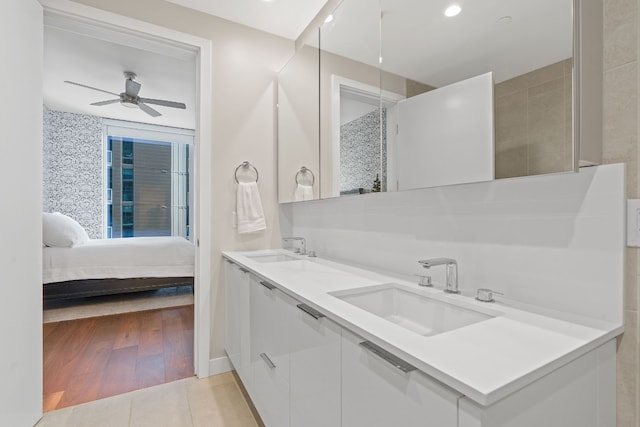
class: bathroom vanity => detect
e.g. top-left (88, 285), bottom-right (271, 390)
top-left (223, 250), bottom-right (620, 427)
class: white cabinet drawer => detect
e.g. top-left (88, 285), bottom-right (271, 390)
top-left (223, 261), bottom-right (252, 389)
top-left (342, 329), bottom-right (461, 427)
top-left (250, 277), bottom-right (292, 427)
top-left (289, 301), bottom-right (342, 427)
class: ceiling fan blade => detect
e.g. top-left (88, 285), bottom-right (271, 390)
top-left (90, 99), bottom-right (120, 106)
top-left (139, 98), bottom-right (186, 109)
top-left (138, 102), bottom-right (161, 117)
top-left (64, 81), bottom-right (119, 96)
top-left (125, 79), bottom-right (141, 97)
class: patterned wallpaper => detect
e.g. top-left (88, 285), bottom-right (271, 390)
top-left (340, 108), bottom-right (387, 194)
top-left (43, 108), bottom-right (104, 239)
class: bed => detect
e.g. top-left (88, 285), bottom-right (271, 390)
top-left (43, 236), bottom-right (195, 300)
top-left (42, 237), bottom-right (195, 299)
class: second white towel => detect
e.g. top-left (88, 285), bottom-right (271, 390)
top-left (294, 184), bottom-right (314, 201)
top-left (236, 181), bottom-right (266, 233)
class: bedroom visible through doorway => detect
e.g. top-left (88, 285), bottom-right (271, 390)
top-left (41, 4), bottom-right (206, 412)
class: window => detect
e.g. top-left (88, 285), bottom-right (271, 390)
top-left (105, 121), bottom-right (193, 239)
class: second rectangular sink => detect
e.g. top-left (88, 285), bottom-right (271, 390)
top-left (330, 283), bottom-right (495, 337)
top-left (247, 253), bottom-right (300, 263)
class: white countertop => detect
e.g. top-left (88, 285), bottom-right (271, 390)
top-left (223, 249), bottom-right (623, 406)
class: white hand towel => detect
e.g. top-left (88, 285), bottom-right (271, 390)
top-left (294, 184), bottom-right (314, 201)
top-left (236, 181), bottom-right (266, 233)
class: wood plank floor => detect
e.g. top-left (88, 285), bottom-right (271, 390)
top-left (43, 305), bottom-right (194, 412)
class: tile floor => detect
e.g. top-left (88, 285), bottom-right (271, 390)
top-left (36, 372), bottom-right (261, 427)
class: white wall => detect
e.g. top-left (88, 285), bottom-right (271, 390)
top-left (0, 0), bottom-right (43, 424)
top-left (290, 165), bottom-right (624, 326)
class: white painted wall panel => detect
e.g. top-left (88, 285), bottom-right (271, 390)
top-left (396, 72), bottom-right (494, 190)
top-left (0, 0), bottom-right (43, 425)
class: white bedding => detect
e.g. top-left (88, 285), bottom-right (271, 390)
top-left (43, 236), bottom-right (195, 284)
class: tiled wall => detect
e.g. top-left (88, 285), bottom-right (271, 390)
top-left (603, 1), bottom-right (639, 425)
top-left (495, 59), bottom-right (574, 179)
top-left (43, 108), bottom-right (103, 239)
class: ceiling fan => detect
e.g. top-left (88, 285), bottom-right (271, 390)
top-left (64, 71), bottom-right (186, 117)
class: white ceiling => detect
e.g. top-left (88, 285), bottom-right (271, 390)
top-left (320, 0), bottom-right (573, 87)
top-left (164, 0), bottom-right (327, 40)
top-left (44, 18), bottom-right (197, 129)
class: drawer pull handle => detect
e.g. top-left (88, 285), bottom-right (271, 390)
top-left (239, 267), bottom-right (249, 274)
top-left (260, 281), bottom-right (276, 290)
top-left (297, 303), bottom-right (325, 320)
top-left (359, 341), bottom-right (417, 373)
top-left (260, 352), bottom-right (276, 369)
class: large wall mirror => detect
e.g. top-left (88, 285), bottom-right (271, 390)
top-left (278, 0), bottom-right (597, 203)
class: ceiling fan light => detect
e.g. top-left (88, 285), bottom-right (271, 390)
top-left (120, 100), bottom-right (137, 108)
top-left (444, 4), bottom-right (461, 17)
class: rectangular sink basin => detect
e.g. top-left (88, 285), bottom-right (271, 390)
top-left (331, 283), bottom-right (494, 337)
top-left (247, 253), bottom-right (300, 263)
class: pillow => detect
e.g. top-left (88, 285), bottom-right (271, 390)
top-left (43, 212), bottom-right (90, 248)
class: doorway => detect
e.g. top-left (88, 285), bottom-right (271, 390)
top-left (40, 0), bottom-right (213, 408)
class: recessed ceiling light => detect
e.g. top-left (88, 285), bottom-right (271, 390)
top-left (444, 4), bottom-right (461, 17)
top-left (324, 14), bottom-right (334, 24)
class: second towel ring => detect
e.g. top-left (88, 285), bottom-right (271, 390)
top-left (295, 166), bottom-right (315, 185)
top-left (235, 161), bottom-right (259, 184)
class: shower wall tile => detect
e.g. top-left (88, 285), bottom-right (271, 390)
top-left (527, 77), bottom-right (567, 162)
top-left (495, 146), bottom-right (528, 179)
top-left (605, 0), bottom-right (638, 69)
top-left (495, 59), bottom-right (573, 179)
top-left (627, 248), bottom-right (638, 311)
top-left (603, 62), bottom-right (638, 198)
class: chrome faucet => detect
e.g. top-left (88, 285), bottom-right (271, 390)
top-left (282, 237), bottom-right (306, 255)
top-left (418, 258), bottom-right (459, 294)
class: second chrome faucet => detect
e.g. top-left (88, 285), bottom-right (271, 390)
top-left (418, 257), bottom-right (459, 294)
top-left (282, 236), bottom-right (306, 255)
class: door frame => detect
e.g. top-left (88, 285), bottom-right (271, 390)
top-left (40, 0), bottom-right (213, 378)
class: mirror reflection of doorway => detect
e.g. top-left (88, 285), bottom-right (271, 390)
top-left (331, 75), bottom-right (404, 197)
top-left (339, 86), bottom-right (386, 195)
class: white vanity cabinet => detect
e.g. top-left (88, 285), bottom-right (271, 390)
top-left (341, 329), bottom-right (461, 427)
top-left (287, 300), bottom-right (342, 427)
top-left (458, 340), bottom-right (616, 427)
top-left (223, 260), bottom-right (252, 389)
top-left (250, 276), bottom-right (293, 427)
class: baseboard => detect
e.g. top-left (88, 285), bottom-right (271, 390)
top-left (209, 356), bottom-right (232, 376)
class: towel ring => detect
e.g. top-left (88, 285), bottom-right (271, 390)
top-left (235, 161), bottom-right (259, 184)
top-left (295, 166), bottom-right (315, 185)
